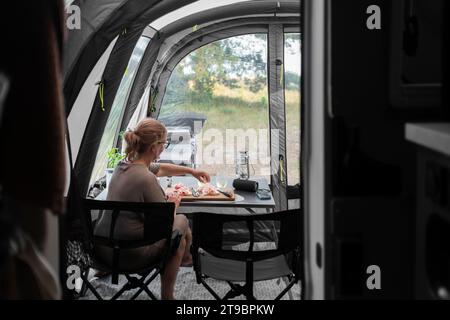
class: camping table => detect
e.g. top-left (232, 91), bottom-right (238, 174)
top-left (95, 176), bottom-right (275, 214)
top-left (158, 176), bottom-right (275, 214)
top-left (94, 175), bottom-right (285, 294)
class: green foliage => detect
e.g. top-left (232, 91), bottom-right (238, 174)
top-left (245, 76), bottom-right (266, 93)
top-left (259, 96), bottom-right (268, 106)
top-left (285, 71), bottom-right (301, 91)
top-left (180, 35), bottom-right (268, 100)
top-left (106, 148), bottom-right (125, 169)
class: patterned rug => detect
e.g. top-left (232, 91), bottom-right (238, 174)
top-left (80, 266), bottom-right (301, 300)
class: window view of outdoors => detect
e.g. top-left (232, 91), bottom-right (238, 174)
top-left (285, 33), bottom-right (301, 186)
top-left (159, 34), bottom-right (271, 180)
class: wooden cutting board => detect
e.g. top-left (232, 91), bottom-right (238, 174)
top-left (181, 192), bottom-right (236, 202)
top-left (166, 189), bottom-right (235, 201)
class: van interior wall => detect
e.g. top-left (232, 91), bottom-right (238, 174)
top-left (328, 0), bottom-right (448, 299)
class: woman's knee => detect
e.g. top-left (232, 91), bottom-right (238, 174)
top-left (173, 214), bottom-right (189, 235)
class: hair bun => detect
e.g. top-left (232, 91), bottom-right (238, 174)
top-left (123, 118), bottom-right (167, 161)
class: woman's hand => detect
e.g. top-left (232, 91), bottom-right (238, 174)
top-left (166, 192), bottom-right (181, 209)
top-left (192, 169), bottom-right (211, 183)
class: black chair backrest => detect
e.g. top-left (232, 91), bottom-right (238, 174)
top-left (82, 199), bottom-right (175, 256)
top-left (192, 209), bottom-right (302, 262)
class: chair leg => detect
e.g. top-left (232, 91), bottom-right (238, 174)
top-left (142, 285), bottom-right (158, 300)
top-left (275, 278), bottom-right (296, 300)
top-left (283, 276), bottom-right (295, 300)
top-left (80, 268), bottom-right (103, 300)
top-left (222, 282), bottom-right (241, 300)
top-left (111, 274), bottom-right (142, 300)
top-left (79, 273), bottom-right (89, 297)
top-left (108, 273), bottom-right (160, 300)
top-left (78, 267), bottom-right (162, 300)
top-left (130, 270), bottom-right (160, 300)
top-left (223, 282), bottom-right (256, 300)
top-left (111, 281), bottom-right (132, 300)
top-left (142, 269), bottom-right (160, 300)
top-left (200, 278), bottom-right (222, 300)
top-left (244, 282), bottom-right (256, 300)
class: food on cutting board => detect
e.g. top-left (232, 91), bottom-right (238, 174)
top-left (197, 183), bottom-right (220, 196)
top-left (165, 183), bottom-right (192, 196)
top-left (165, 182), bottom-right (221, 197)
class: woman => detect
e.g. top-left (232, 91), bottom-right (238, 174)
top-left (94, 118), bottom-right (209, 300)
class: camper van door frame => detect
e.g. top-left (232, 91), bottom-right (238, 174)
top-left (302, 0), bottom-right (332, 300)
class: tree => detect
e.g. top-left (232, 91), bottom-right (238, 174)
top-left (181, 34), bottom-right (268, 98)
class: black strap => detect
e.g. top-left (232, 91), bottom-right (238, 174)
top-left (65, 122), bottom-right (74, 174)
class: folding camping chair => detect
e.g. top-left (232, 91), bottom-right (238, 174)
top-left (79, 199), bottom-right (181, 300)
top-left (191, 210), bottom-right (303, 300)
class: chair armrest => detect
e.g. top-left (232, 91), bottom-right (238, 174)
top-left (169, 229), bottom-right (182, 255)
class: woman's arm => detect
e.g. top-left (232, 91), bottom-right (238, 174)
top-left (156, 163), bottom-right (211, 183)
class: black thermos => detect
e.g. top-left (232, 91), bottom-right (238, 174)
top-left (232, 179), bottom-right (259, 192)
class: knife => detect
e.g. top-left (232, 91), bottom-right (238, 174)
top-left (217, 189), bottom-right (233, 198)
top-left (190, 187), bottom-right (200, 197)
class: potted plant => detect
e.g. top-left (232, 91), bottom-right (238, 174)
top-left (105, 147), bottom-right (125, 188)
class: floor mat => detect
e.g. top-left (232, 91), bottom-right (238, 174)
top-left (79, 267), bottom-right (301, 300)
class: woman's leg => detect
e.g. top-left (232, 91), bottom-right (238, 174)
top-left (160, 237), bottom-right (186, 300)
top-left (173, 214), bottom-right (192, 266)
top-left (181, 226), bottom-right (193, 266)
top-left (160, 214), bottom-right (189, 299)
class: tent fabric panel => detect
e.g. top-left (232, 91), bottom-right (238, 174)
top-left (151, 1), bottom-right (300, 77)
top-left (63, 0), bottom-right (127, 77)
top-left (156, 15), bottom-right (296, 62)
top-left (66, 0), bottom-right (197, 194)
top-left (159, 16), bottom-right (300, 59)
top-left (64, 0), bottom-right (187, 115)
top-left (63, 0), bottom-right (157, 115)
top-left (159, 0), bottom-right (300, 37)
top-left (142, 25), bottom-right (158, 38)
top-left (268, 24), bottom-right (288, 210)
top-left (119, 37), bottom-right (163, 133)
top-left (149, 0), bottom-right (245, 30)
top-left (68, 37), bottom-right (118, 163)
top-left (73, 26), bottom-right (144, 195)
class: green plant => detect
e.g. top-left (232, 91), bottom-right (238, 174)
top-left (106, 147), bottom-right (125, 169)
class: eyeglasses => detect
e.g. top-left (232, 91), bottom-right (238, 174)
top-left (158, 141), bottom-right (170, 149)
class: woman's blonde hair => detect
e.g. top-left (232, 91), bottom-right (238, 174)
top-left (123, 118), bottom-right (167, 161)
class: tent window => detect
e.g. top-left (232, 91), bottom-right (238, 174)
top-left (284, 33), bottom-right (301, 186)
top-left (89, 36), bottom-right (150, 186)
top-left (158, 33), bottom-right (270, 180)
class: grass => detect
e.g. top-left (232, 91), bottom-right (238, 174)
top-left (160, 85), bottom-right (301, 184)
